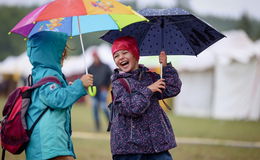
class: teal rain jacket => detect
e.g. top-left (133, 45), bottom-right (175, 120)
top-left (25, 31), bottom-right (87, 160)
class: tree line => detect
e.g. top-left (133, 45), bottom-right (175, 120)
top-left (0, 5), bottom-right (260, 61)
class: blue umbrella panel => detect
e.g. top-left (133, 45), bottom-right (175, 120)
top-left (28, 15), bottom-right (120, 38)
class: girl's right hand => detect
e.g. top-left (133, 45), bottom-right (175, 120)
top-left (159, 51), bottom-right (167, 67)
top-left (147, 79), bottom-right (166, 93)
top-left (80, 74), bottom-right (93, 88)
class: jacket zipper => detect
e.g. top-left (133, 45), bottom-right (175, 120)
top-left (130, 118), bottom-right (133, 139)
top-left (161, 114), bottom-right (170, 134)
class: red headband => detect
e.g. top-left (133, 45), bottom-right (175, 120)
top-left (111, 36), bottom-right (140, 61)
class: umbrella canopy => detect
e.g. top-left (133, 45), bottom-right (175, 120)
top-left (10, 0), bottom-right (147, 38)
top-left (101, 8), bottom-right (225, 56)
top-left (9, 0), bottom-right (147, 96)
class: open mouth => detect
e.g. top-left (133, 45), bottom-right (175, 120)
top-left (120, 61), bottom-right (129, 67)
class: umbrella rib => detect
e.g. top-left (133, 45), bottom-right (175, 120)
top-left (147, 16), bottom-right (194, 25)
top-left (138, 24), bottom-right (153, 48)
top-left (172, 24), bottom-right (197, 55)
top-left (69, 17), bottom-right (73, 36)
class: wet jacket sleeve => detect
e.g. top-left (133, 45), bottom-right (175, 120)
top-left (113, 79), bottom-right (153, 117)
top-left (159, 63), bottom-right (182, 99)
top-left (38, 79), bottom-right (87, 109)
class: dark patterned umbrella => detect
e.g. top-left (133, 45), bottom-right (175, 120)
top-left (101, 8), bottom-right (225, 56)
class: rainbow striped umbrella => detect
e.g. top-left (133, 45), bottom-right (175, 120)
top-left (10, 0), bottom-right (147, 96)
top-left (10, 0), bottom-right (147, 38)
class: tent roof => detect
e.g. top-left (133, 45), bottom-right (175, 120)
top-left (0, 52), bottom-right (32, 76)
top-left (253, 39), bottom-right (260, 57)
top-left (212, 30), bottom-right (256, 65)
top-left (0, 43), bottom-right (116, 77)
top-left (174, 30), bottom-right (257, 71)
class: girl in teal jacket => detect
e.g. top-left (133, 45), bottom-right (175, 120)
top-left (25, 31), bottom-right (93, 160)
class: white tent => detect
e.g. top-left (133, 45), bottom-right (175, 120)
top-left (174, 30), bottom-right (260, 120)
top-left (0, 43), bottom-right (115, 77)
top-left (210, 30), bottom-right (260, 120)
top-left (0, 52), bottom-right (32, 76)
top-left (174, 49), bottom-right (215, 117)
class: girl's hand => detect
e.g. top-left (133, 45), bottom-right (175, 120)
top-left (147, 79), bottom-right (166, 93)
top-left (80, 74), bottom-right (93, 88)
top-left (159, 51), bottom-right (167, 67)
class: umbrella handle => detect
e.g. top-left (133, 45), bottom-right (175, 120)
top-left (160, 63), bottom-right (163, 78)
top-left (77, 16), bottom-right (97, 97)
top-left (88, 86), bottom-right (97, 96)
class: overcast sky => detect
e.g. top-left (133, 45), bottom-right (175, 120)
top-left (0, 0), bottom-right (259, 20)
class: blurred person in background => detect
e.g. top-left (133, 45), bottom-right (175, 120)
top-left (88, 49), bottom-right (112, 131)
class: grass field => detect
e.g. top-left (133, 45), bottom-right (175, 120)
top-left (1, 96), bottom-right (260, 160)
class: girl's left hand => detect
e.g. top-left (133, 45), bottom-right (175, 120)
top-left (147, 79), bottom-right (166, 93)
top-left (159, 51), bottom-right (167, 67)
top-left (80, 74), bottom-right (94, 88)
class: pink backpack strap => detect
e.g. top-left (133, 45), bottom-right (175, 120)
top-left (107, 78), bottom-right (131, 132)
top-left (31, 76), bottom-right (61, 89)
top-left (111, 78), bottom-right (131, 101)
top-left (118, 78), bottom-right (131, 93)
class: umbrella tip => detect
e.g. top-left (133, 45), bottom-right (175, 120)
top-left (70, 36), bottom-right (73, 39)
top-left (33, 21), bottom-right (36, 24)
top-left (8, 32), bottom-right (11, 35)
top-left (24, 38), bottom-right (27, 41)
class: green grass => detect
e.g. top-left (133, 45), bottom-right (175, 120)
top-left (171, 144), bottom-right (260, 160)
top-left (169, 115), bottom-right (260, 142)
top-left (72, 102), bottom-right (260, 142)
top-left (1, 97), bottom-right (260, 160)
top-left (3, 141), bottom-right (260, 160)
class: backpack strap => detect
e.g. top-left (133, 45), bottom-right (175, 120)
top-left (107, 78), bottom-right (131, 132)
top-left (118, 78), bottom-right (131, 94)
top-left (22, 76), bottom-right (62, 98)
top-left (1, 148), bottom-right (5, 160)
top-left (31, 76), bottom-right (61, 89)
top-left (27, 74), bottom-right (33, 86)
top-left (27, 108), bottom-right (48, 137)
top-left (110, 78), bottom-right (130, 101)
top-left (27, 76), bottom-right (61, 136)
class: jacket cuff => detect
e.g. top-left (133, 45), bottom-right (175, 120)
top-left (163, 62), bottom-right (178, 73)
top-left (140, 86), bottom-right (154, 99)
top-left (73, 79), bottom-right (87, 96)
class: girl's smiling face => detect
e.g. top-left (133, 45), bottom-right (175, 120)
top-left (113, 50), bottom-right (139, 73)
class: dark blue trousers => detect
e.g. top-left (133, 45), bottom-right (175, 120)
top-left (113, 151), bottom-right (173, 160)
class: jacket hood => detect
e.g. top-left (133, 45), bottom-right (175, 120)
top-left (27, 31), bottom-right (68, 74)
top-left (111, 64), bottom-right (149, 82)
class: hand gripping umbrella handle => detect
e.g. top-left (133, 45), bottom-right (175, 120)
top-left (88, 86), bottom-right (97, 97)
top-left (77, 16), bottom-right (97, 97)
